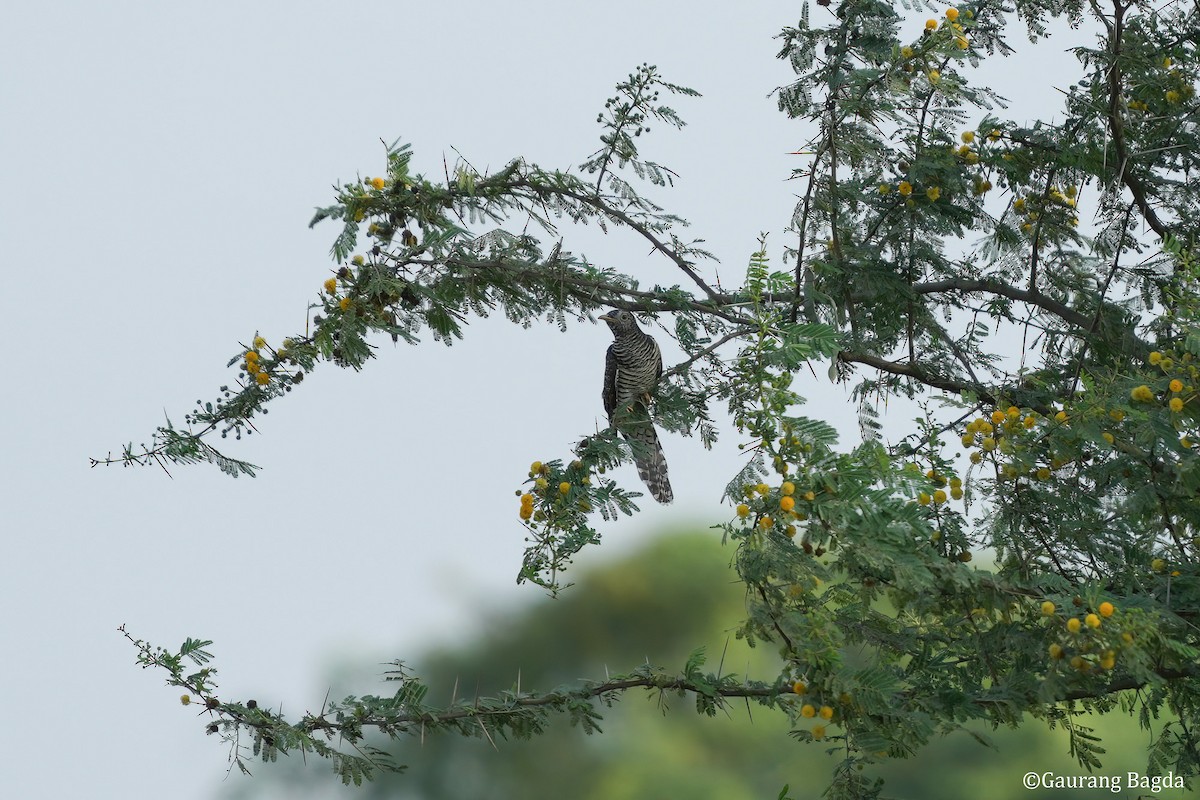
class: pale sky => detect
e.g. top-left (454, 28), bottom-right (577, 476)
top-left (2, 2), bottom-right (1088, 797)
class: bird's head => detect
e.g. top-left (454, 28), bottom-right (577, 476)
top-left (599, 309), bottom-right (641, 336)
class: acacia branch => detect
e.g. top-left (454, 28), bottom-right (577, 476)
top-left (909, 277), bottom-right (1095, 330)
top-left (508, 178), bottom-right (726, 307)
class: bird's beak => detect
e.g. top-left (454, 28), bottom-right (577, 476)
top-left (599, 311), bottom-right (616, 324)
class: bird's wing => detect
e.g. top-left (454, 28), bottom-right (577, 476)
top-left (603, 343), bottom-right (617, 419)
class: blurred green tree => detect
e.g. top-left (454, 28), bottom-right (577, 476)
top-left (229, 533), bottom-right (1169, 800)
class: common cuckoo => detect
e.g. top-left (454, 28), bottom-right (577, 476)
top-left (599, 309), bottom-right (673, 504)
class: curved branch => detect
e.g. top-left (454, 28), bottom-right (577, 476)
top-left (910, 277), bottom-right (1094, 330)
top-left (509, 179), bottom-right (726, 307)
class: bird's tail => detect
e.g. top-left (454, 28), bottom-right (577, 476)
top-left (626, 423), bottom-right (673, 504)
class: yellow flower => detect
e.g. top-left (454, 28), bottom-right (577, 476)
top-left (245, 361), bottom-right (260, 375)
top-left (1099, 652), bottom-right (1115, 671)
top-left (898, 181), bottom-right (913, 196)
top-left (339, 297), bottom-right (352, 312)
top-left (1098, 601), bottom-right (1114, 617)
top-left (1149, 351), bottom-right (1163, 365)
top-left (933, 489), bottom-right (947, 504)
top-left (804, 491), bottom-right (816, 501)
top-left (759, 516), bottom-right (774, 529)
top-left (1054, 410), bottom-right (1067, 423)
top-left (928, 69), bottom-right (941, 84)
top-left (1041, 600), bottom-right (1055, 616)
top-left (1049, 643), bottom-right (1064, 659)
top-left (955, 36), bottom-right (969, 50)
top-left (1170, 379), bottom-right (1184, 393)
top-left (1152, 558), bottom-right (1166, 572)
top-left (1182, 436), bottom-right (1193, 448)
top-left (801, 704), bottom-right (816, 718)
top-left (1036, 467), bottom-right (1051, 481)
top-left (1023, 415), bottom-right (1036, 429)
top-left (520, 493), bottom-right (534, 507)
top-left (785, 524), bottom-right (797, 538)
top-left (244, 350), bottom-right (259, 363)
top-left (1166, 90), bottom-right (1181, 104)
top-left (534, 477), bottom-right (548, 490)
top-left (1109, 409), bottom-right (1125, 422)
top-left (351, 254), bottom-right (365, 266)
top-left (901, 46), bottom-right (914, 59)
top-left (792, 681), bottom-right (808, 695)
top-left (1066, 618), bottom-right (1081, 633)
top-left (961, 434), bottom-right (974, 447)
top-left (1171, 397), bottom-right (1184, 412)
top-left (369, 177), bottom-right (386, 190)
top-left (950, 487), bottom-right (963, 500)
top-left (755, 483), bottom-right (770, 496)
top-left (925, 18), bottom-right (938, 29)
top-left (926, 186), bottom-right (941, 202)
top-left (558, 482), bottom-right (571, 494)
top-left (988, 128), bottom-right (1001, 141)
top-left (530, 461), bottom-right (544, 474)
top-left (736, 503), bottom-right (750, 518)
top-left (1013, 198), bottom-right (1026, 212)
top-left (323, 278), bottom-right (337, 294)
top-left (180, 694), bottom-right (192, 706)
top-left (819, 705), bottom-right (834, 720)
top-left (878, 183), bottom-right (891, 195)
top-left (990, 410), bottom-right (1005, 425)
top-left (781, 481), bottom-right (795, 496)
top-left (969, 452), bottom-right (982, 464)
top-left (981, 437), bottom-right (996, 451)
top-left (945, 7), bottom-right (959, 21)
top-left (1102, 432), bottom-right (1114, 445)
top-left (1085, 613), bottom-right (1101, 629)
top-left (1131, 384), bottom-right (1154, 402)
top-left (255, 372), bottom-right (270, 386)
top-left (780, 496), bottom-right (796, 512)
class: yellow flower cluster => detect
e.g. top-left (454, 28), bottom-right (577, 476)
top-left (243, 347), bottom-right (271, 386)
top-left (736, 476), bottom-right (829, 549)
top-left (519, 459), bottom-right (598, 521)
top-left (1045, 599), bottom-right (1122, 672)
top-left (961, 405), bottom-right (1056, 475)
top-left (913, 468), bottom-right (963, 506)
top-left (1013, 187), bottom-right (1079, 234)
top-left (1134, 350), bottom-right (1198, 423)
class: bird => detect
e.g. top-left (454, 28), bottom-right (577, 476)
top-left (599, 309), bottom-right (673, 504)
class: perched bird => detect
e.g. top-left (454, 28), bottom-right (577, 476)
top-left (599, 309), bottom-right (673, 504)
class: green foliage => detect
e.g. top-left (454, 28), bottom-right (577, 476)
top-left (110, 0), bottom-right (1200, 796)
